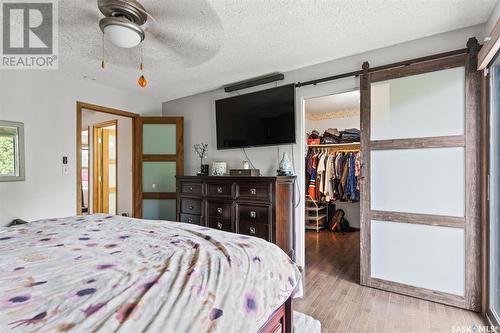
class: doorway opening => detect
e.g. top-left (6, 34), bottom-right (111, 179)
top-left (76, 102), bottom-right (137, 216)
top-left (303, 90), bottom-right (361, 284)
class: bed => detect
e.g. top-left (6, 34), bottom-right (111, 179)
top-left (0, 214), bottom-right (302, 332)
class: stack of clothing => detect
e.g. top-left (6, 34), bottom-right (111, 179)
top-left (321, 128), bottom-right (341, 144)
top-left (339, 128), bottom-right (360, 143)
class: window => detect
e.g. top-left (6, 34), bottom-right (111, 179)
top-left (0, 121), bottom-right (25, 181)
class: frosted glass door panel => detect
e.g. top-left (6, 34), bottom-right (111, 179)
top-left (371, 67), bottom-right (465, 140)
top-left (143, 124), bottom-right (176, 154)
top-left (371, 220), bottom-right (464, 295)
top-left (371, 147), bottom-right (465, 217)
top-left (143, 199), bottom-right (176, 220)
top-left (142, 162), bottom-right (176, 192)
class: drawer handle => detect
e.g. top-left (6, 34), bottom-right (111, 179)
top-left (188, 205), bottom-right (194, 210)
top-left (188, 218), bottom-right (193, 223)
top-left (249, 211), bottom-right (256, 218)
top-left (249, 227), bottom-right (256, 234)
top-left (217, 207), bottom-right (223, 214)
top-left (250, 188), bottom-right (256, 195)
top-left (189, 187), bottom-right (193, 191)
top-left (217, 222), bottom-right (223, 229)
top-left (217, 186), bottom-right (223, 193)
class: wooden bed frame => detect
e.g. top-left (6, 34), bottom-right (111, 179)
top-left (258, 296), bottom-right (293, 333)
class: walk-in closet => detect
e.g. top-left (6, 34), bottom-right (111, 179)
top-left (304, 90), bottom-right (361, 277)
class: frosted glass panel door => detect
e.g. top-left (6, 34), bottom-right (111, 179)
top-left (134, 117), bottom-right (184, 220)
top-left (360, 42), bottom-right (481, 311)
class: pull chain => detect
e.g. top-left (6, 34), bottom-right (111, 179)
top-left (101, 32), bottom-right (105, 69)
top-left (138, 44), bottom-right (147, 88)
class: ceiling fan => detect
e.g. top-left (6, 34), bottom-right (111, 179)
top-left (98, 0), bottom-right (151, 49)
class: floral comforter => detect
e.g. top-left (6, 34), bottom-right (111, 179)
top-left (0, 214), bottom-right (302, 332)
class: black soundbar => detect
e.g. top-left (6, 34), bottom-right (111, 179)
top-left (224, 73), bottom-right (284, 92)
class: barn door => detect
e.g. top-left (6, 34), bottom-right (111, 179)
top-left (134, 117), bottom-right (184, 220)
top-left (360, 39), bottom-right (481, 311)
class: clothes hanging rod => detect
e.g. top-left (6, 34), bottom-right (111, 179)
top-left (295, 47), bottom-right (469, 88)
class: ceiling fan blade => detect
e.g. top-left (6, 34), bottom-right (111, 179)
top-left (146, 26), bottom-right (223, 67)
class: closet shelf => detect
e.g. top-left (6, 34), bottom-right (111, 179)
top-left (307, 142), bottom-right (360, 148)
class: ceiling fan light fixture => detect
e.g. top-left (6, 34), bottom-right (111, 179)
top-left (99, 17), bottom-right (145, 48)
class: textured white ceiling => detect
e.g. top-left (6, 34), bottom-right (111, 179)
top-left (306, 90), bottom-right (360, 114)
top-left (59, 0), bottom-right (496, 102)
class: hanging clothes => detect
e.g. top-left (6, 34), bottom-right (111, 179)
top-left (305, 149), bottom-right (361, 203)
top-left (307, 153), bottom-right (318, 200)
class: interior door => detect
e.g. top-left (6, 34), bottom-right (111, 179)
top-left (134, 117), bottom-right (184, 220)
top-left (360, 40), bottom-right (481, 311)
top-left (93, 121), bottom-right (117, 214)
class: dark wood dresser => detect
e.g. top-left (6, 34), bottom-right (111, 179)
top-left (176, 175), bottom-right (296, 257)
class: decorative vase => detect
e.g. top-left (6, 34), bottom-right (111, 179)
top-left (200, 164), bottom-right (209, 175)
top-left (277, 152), bottom-right (293, 176)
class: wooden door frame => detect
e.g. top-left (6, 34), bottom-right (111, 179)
top-left (133, 116), bottom-right (184, 218)
top-left (359, 38), bottom-right (482, 311)
top-left (92, 120), bottom-right (118, 214)
top-left (76, 102), bottom-right (139, 215)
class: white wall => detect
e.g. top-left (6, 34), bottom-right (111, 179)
top-left (0, 70), bottom-right (162, 226)
top-left (81, 110), bottom-right (133, 216)
top-left (162, 25), bottom-right (485, 267)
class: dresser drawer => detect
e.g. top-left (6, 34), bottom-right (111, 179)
top-left (237, 204), bottom-right (271, 225)
top-left (206, 201), bottom-right (232, 219)
top-left (180, 182), bottom-right (203, 196)
top-left (236, 182), bottom-right (272, 202)
top-left (238, 220), bottom-right (270, 241)
top-left (207, 183), bottom-right (233, 198)
top-left (208, 217), bottom-right (233, 232)
top-left (180, 198), bottom-right (202, 215)
top-left (180, 213), bottom-right (202, 225)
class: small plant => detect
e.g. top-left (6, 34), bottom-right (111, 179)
top-left (194, 143), bottom-right (208, 173)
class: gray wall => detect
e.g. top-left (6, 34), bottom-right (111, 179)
top-left (162, 25), bottom-right (485, 267)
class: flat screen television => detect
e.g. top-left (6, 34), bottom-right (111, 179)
top-left (215, 84), bottom-right (296, 149)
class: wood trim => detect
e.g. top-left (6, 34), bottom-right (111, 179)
top-left (143, 192), bottom-right (177, 200)
top-left (370, 135), bottom-right (465, 150)
top-left (478, 17), bottom-right (500, 70)
top-left (76, 101), bottom-right (139, 118)
top-left (77, 106), bottom-right (82, 215)
top-left (81, 126), bottom-right (90, 212)
top-left (359, 61), bottom-right (371, 286)
top-left (370, 54), bottom-right (466, 82)
top-left (133, 117), bottom-right (143, 218)
top-left (176, 117), bottom-right (185, 178)
top-left (464, 37), bottom-right (482, 312)
top-left (371, 210), bottom-right (465, 228)
top-left (142, 155), bottom-right (177, 161)
top-left (76, 102), bottom-right (137, 216)
top-left (139, 116), bottom-right (181, 124)
top-left (368, 277), bottom-right (466, 309)
top-left (481, 70), bottom-right (490, 314)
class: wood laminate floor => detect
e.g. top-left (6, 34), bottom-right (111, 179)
top-left (294, 230), bottom-right (486, 333)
